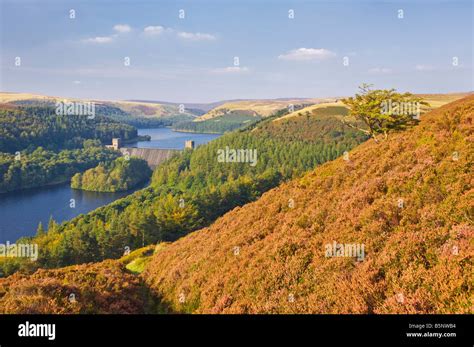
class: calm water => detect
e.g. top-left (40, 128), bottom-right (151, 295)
top-left (132, 128), bottom-right (220, 149)
top-left (0, 128), bottom-right (220, 243)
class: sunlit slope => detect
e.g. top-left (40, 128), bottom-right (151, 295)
top-left (142, 95), bottom-right (473, 314)
top-left (277, 93), bottom-right (472, 122)
top-left (419, 93), bottom-right (473, 108)
top-left (196, 98), bottom-right (334, 121)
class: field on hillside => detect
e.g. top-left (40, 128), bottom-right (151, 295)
top-left (418, 93), bottom-right (473, 108)
top-left (196, 98), bottom-right (334, 121)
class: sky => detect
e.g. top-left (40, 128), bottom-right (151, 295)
top-left (0, 0), bottom-right (472, 103)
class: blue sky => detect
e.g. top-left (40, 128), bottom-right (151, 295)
top-left (0, 0), bottom-right (472, 103)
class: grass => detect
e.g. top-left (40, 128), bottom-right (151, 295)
top-left (126, 257), bottom-right (152, 274)
top-left (120, 243), bottom-right (168, 275)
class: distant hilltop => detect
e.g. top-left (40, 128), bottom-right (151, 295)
top-left (1, 91), bottom-right (471, 120)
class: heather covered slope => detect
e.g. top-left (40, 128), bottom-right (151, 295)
top-left (142, 95), bottom-right (473, 314)
top-left (0, 260), bottom-right (151, 314)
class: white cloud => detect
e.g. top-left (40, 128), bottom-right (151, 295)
top-left (177, 31), bottom-right (216, 41)
top-left (113, 24), bottom-right (131, 33)
top-left (82, 25), bottom-right (216, 44)
top-left (368, 67), bottom-right (392, 74)
top-left (142, 26), bottom-right (216, 42)
top-left (81, 24), bottom-right (131, 44)
top-left (143, 26), bottom-right (167, 36)
top-left (278, 48), bottom-right (336, 61)
top-left (82, 36), bottom-right (114, 44)
top-left (415, 64), bottom-right (435, 71)
top-left (212, 66), bottom-right (249, 74)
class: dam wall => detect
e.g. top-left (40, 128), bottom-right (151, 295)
top-left (119, 147), bottom-right (181, 169)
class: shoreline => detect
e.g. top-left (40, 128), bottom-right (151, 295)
top-left (171, 128), bottom-right (224, 135)
top-left (0, 177), bottom-right (70, 195)
top-left (122, 135), bottom-right (151, 144)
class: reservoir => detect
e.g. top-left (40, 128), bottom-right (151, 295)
top-left (0, 128), bottom-right (220, 243)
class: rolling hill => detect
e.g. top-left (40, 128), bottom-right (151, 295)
top-left (0, 92), bottom-right (199, 127)
top-left (173, 93), bottom-right (472, 134)
top-left (3, 92), bottom-right (468, 133)
top-left (194, 99), bottom-right (324, 121)
top-left (172, 98), bottom-right (336, 133)
top-left (274, 93), bottom-right (472, 123)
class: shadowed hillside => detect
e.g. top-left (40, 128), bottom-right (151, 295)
top-left (142, 95), bottom-right (473, 314)
top-left (0, 260), bottom-right (152, 314)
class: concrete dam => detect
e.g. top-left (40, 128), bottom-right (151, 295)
top-left (119, 147), bottom-right (180, 169)
top-left (106, 138), bottom-right (195, 169)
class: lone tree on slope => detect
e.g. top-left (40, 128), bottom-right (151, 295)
top-left (341, 84), bottom-right (429, 142)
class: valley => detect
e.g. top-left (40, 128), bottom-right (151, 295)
top-left (0, 127), bottom-right (220, 244)
top-left (0, 91), bottom-right (471, 314)
top-left (0, 1), bottom-right (472, 343)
